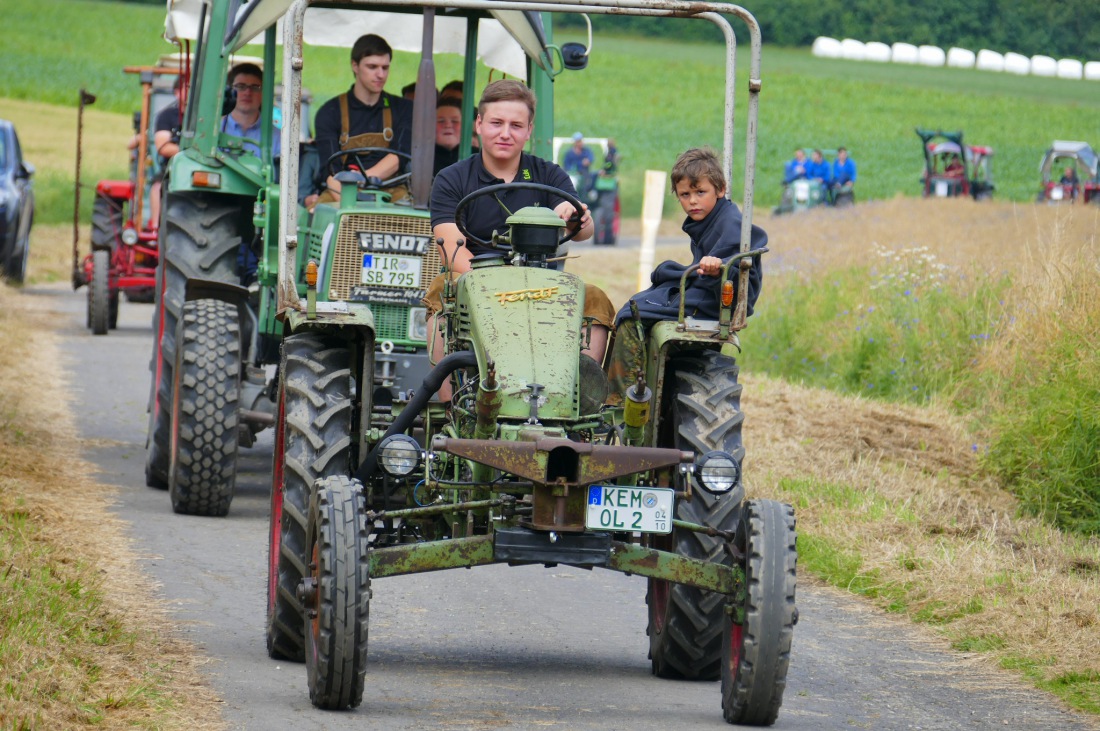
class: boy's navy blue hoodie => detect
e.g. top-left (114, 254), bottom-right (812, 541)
top-left (615, 196), bottom-right (765, 325)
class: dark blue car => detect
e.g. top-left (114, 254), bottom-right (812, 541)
top-left (0, 119), bottom-right (35, 283)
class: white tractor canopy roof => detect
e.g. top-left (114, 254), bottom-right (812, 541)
top-left (165, 0), bottom-right (546, 79)
top-left (1041, 141), bottom-right (1098, 178)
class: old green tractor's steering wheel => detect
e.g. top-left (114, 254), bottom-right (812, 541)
top-left (324, 146), bottom-right (412, 189)
top-left (454, 182), bottom-right (587, 250)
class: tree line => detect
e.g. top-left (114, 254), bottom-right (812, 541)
top-left (563, 0), bottom-right (1100, 60)
top-left (117, 0), bottom-right (1100, 59)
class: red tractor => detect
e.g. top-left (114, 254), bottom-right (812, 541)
top-left (917, 128), bottom-right (994, 201)
top-left (73, 61), bottom-right (185, 334)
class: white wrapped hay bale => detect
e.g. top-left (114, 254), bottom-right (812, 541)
top-left (976, 49), bottom-right (1005, 71)
top-left (947, 47), bottom-right (976, 68)
top-left (892, 42), bottom-right (919, 64)
top-left (918, 45), bottom-right (947, 67)
top-left (840, 38), bottom-right (867, 61)
top-left (1085, 61), bottom-right (1100, 81)
top-left (865, 42), bottom-right (891, 62)
top-left (1030, 55), bottom-right (1057, 77)
top-left (1056, 58), bottom-right (1082, 79)
top-left (1004, 52), bottom-right (1030, 75)
top-left (812, 37), bottom-right (842, 58)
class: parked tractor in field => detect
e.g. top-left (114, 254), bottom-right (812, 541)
top-left (917, 128), bottom-right (994, 201)
top-left (1036, 140), bottom-right (1100, 205)
top-left (214, 0), bottom-right (800, 726)
top-left (72, 62), bottom-right (184, 334)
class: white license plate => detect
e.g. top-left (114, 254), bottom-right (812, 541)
top-left (361, 254), bottom-right (422, 288)
top-left (586, 485), bottom-right (674, 534)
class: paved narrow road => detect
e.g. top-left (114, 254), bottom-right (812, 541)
top-left (40, 283), bottom-right (1097, 731)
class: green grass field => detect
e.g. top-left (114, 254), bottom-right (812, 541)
top-left (3, 0), bottom-right (1100, 224)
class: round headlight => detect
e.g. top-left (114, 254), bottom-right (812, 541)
top-left (697, 451), bottom-right (740, 494)
top-left (378, 434), bottom-right (421, 477)
top-left (121, 227), bottom-right (139, 245)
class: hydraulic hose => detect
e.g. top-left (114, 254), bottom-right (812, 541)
top-left (355, 350), bottom-right (479, 482)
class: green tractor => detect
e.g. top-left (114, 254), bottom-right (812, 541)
top-left (239, 0), bottom-right (798, 726)
top-left (150, 0), bottom-right (797, 723)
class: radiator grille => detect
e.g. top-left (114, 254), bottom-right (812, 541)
top-left (329, 213), bottom-right (440, 301)
top-left (371, 303), bottom-right (408, 341)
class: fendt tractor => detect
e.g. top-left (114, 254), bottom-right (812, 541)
top-left (157, 0), bottom-right (796, 725)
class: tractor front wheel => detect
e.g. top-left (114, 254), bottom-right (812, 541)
top-left (647, 349), bottom-right (745, 680)
top-left (168, 298), bottom-right (241, 516)
top-left (305, 475), bottom-right (370, 710)
top-left (722, 499), bottom-right (797, 726)
top-left (89, 248), bottom-right (112, 336)
top-left (267, 333), bottom-right (354, 662)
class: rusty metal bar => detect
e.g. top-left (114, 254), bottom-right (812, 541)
top-left (671, 518), bottom-right (734, 542)
top-left (606, 541), bottom-right (740, 594)
top-left (370, 535), bottom-right (496, 578)
top-left (366, 497), bottom-right (512, 522)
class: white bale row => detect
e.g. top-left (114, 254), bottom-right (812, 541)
top-left (947, 47), bottom-right (975, 68)
top-left (813, 36), bottom-right (1099, 81)
top-left (812, 36), bottom-right (842, 58)
top-left (865, 42), bottom-right (891, 62)
top-left (918, 45), bottom-right (946, 66)
top-left (1004, 52), bottom-right (1030, 75)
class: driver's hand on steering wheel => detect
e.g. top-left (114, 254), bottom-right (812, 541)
top-left (554, 200), bottom-right (591, 235)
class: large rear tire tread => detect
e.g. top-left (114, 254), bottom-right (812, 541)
top-left (168, 298), bottom-right (241, 517)
top-left (722, 499), bottom-right (797, 726)
top-left (146, 193), bottom-right (246, 489)
top-left (91, 193), bottom-right (122, 251)
top-left (267, 333), bottom-right (354, 662)
top-left (90, 249), bottom-right (111, 336)
top-left (648, 350), bottom-right (745, 681)
top-left (306, 475), bottom-right (370, 710)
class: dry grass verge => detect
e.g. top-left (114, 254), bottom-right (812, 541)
top-left (0, 283), bottom-right (224, 729)
top-left (577, 197), bottom-right (1100, 712)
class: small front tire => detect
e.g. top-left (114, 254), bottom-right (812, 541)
top-left (306, 475), bottom-right (370, 710)
top-left (721, 499), bottom-right (797, 726)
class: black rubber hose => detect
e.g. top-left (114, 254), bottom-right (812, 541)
top-left (355, 350), bottom-right (479, 482)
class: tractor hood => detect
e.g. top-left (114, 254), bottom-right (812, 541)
top-left (165, 0), bottom-right (549, 79)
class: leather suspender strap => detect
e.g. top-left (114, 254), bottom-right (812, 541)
top-left (338, 92), bottom-right (351, 146)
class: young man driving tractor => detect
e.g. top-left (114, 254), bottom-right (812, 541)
top-left (426, 79), bottom-right (616, 372)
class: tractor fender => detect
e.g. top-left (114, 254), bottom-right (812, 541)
top-left (95, 179), bottom-right (134, 200)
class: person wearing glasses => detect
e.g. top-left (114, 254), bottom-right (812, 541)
top-left (221, 62), bottom-right (281, 159)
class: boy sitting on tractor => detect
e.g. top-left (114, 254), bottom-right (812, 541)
top-left (608, 147), bottom-right (766, 397)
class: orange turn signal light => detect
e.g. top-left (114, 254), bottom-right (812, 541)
top-left (306, 260), bottom-right (318, 288)
top-left (721, 280), bottom-right (734, 307)
top-left (191, 171), bottom-right (222, 188)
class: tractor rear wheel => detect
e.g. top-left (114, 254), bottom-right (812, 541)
top-left (89, 248), bottom-right (111, 336)
top-left (305, 475), bottom-right (370, 710)
top-left (146, 193), bottom-right (245, 490)
top-left (168, 298), bottom-right (241, 516)
top-left (722, 499), bottom-right (797, 726)
top-left (266, 333), bottom-right (354, 662)
top-left (647, 349), bottom-right (745, 680)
